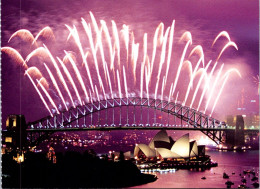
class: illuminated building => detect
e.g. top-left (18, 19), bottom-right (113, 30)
top-left (134, 130), bottom-right (205, 160)
top-left (112, 151), bottom-right (131, 160)
top-left (226, 114), bottom-right (259, 129)
top-left (2, 115), bottom-right (27, 153)
top-left (47, 147), bottom-right (57, 164)
top-left (13, 152), bottom-right (25, 163)
top-left (226, 115), bottom-right (235, 127)
top-left (244, 114), bottom-right (259, 129)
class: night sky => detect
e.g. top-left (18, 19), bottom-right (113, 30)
top-left (1, 0), bottom-right (259, 128)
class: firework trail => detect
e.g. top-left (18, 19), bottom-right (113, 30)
top-left (32, 26), bottom-right (55, 45)
top-left (1, 47), bottom-right (28, 69)
top-left (212, 31), bottom-right (231, 47)
top-left (252, 75), bottom-right (259, 95)
top-left (210, 69), bottom-right (242, 116)
top-left (8, 29), bottom-right (35, 44)
top-left (37, 78), bottom-right (60, 114)
top-left (25, 68), bottom-right (53, 116)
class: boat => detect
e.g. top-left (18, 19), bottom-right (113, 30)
top-left (201, 176), bottom-right (206, 180)
top-left (251, 176), bottom-right (258, 181)
top-left (243, 170), bottom-right (254, 174)
top-left (252, 182), bottom-right (259, 188)
top-left (223, 172), bottom-right (229, 179)
top-left (225, 181), bottom-right (234, 185)
top-left (238, 184), bottom-right (248, 188)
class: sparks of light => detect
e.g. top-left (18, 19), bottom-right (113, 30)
top-left (65, 24), bottom-right (94, 92)
top-left (204, 64), bottom-right (225, 114)
top-left (37, 78), bottom-right (60, 114)
top-left (25, 47), bottom-right (48, 62)
top-left (171, 32), bottom-right (192, 98)
top-left (26, 66), bottom-right (43, 79)
top-left (117, 69), bottom-right (122, 99)
top-left (37, 77), bottom-right (49, 89)
top-left (154, 27), bottom-right (170, 100)
top-left (44, 63), bottom-right (68, 111)
top-left (140, 33), bottom-right (148, 99)
top-left (64, 50), bottom-right (89, 103)
top-left (216, 41), bottom-right (238, 61)
top-left (175, 91), bottom-right (179, 104)
top-left (62, 51), bottom-right (76, 64)
top-left (89, 11), bottom-right (100, 38)
top-left (95, 25), bottom-right (108, 85)
top-left (189, 60), bottom-right (212, 109)
top-left (43, 45), bottom-right (76, 108)
top-left (112, 20), bottom-right (121, 67)
top-left (100, 20), bottom-right (114, 71)
top-left (57, 57), bottom-right (80, 107)
top-left (188, 45), bottom-right (205, 67)
top-left (212, 31), bottom-right (231, 47)
top-left (150, 23), bottom-right (164, 80)
top-left (253, 75), bottom-right (260, 95)
top-left (95, 85), bottom-right (100, 102)
top-left (123, 66), bottom-right (128, 98)
top-left (32, 26), bottom-right (55, 45)
top-left (145, 66), bottom-right (149, 99)
top-left (8, 29), bottom-right (35, 44)
top-left (197, 61), bottom-right (219, 111)
top-left (161, 76), bottom-right (166, 102)
top-left (121, 24), bottom-right (130, 65)
top-left (25, 70), bottom-right (53, 117)
top-left (81, 18), bottom-right (105, 94)
top-left (105, 61), bottom-right (114, 99)
top-left (89, 89), bottom-right (93, 104)
top-left (1, 47), bottom-right (28, 69)
top-left (210, 68), bottom-right (242, 116)
top-left (131, 42), bottom-right (139, 85)
top-left (165, 20), bottom-right (175, 83)
top-left (168, 82), bottom-right (173, 103)
top-left (182, 60), bottom-right (193, 79)
top-left (183, 46), bottom-right (205, 106)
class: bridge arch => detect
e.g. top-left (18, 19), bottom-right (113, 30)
top-left (27, 97), bottom-right (226, 145)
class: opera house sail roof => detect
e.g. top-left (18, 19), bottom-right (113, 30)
top-left (134, 130), bottom-right (204, 159)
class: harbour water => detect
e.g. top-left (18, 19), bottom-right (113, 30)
top-left (132, 150), bottom-right (259, 188)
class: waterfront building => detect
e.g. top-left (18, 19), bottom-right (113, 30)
top-left (134, 130), bottom-right (205, 160)
top-left (112, 151), bottom-right (131, 160)
top-left (13, 152), bottom-right (25, 163)
top-left (2, 115), bottom-right (27, 153)
top-left (226, 114), bottom-right (259, 129)
top-left (47, 147), bottom-right (57, 164)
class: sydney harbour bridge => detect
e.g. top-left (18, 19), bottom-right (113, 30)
top-left (3, 97), bottom-right (259, 149)
top-left (17, 97), bottom-right (255, 147)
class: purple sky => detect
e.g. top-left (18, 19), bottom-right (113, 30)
top-left (1, 0), bottom-right (259, 127)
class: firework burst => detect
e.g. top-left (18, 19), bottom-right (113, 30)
top-left (1, 12), bottom-right (241, 118)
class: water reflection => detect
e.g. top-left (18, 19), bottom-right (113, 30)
top-left (132, 150), bottom-right (259, 188)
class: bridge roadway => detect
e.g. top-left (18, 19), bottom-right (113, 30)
top-left (26, 125), bottom-right (259, 132)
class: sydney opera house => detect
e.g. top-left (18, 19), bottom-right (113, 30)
top-left (134, 130), bottom-right (206, 161)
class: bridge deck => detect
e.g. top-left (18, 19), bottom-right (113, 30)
top-left (26, 126), bottom-right (259, 132)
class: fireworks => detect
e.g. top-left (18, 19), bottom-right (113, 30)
top-left (252, 75), bottom-right (259, 95)
top-left (2, 12), bottom-right (241, 117)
